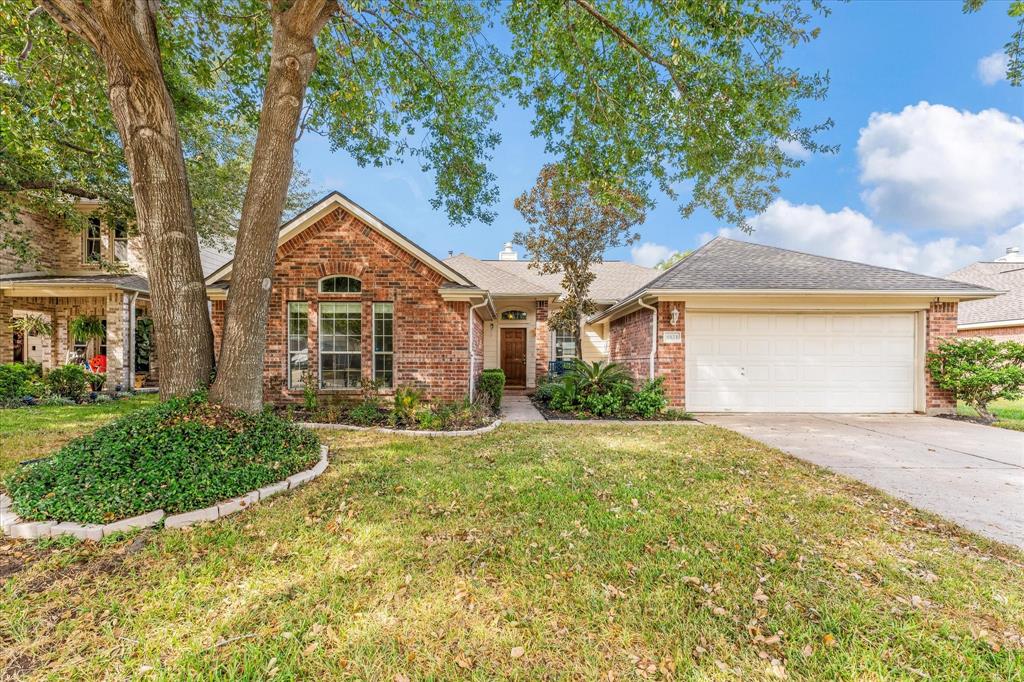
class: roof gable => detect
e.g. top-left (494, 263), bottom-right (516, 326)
top-left (947, 261), bottom-right (1024, 325)
top-left (205, 192), bottom-right (472, 287)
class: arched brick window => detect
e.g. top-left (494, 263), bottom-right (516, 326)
top-left (319, 275), bottom-right (361, 293)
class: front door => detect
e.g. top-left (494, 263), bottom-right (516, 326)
top-left (501, 328), bottom-right (527, 386)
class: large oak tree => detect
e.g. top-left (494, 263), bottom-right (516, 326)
top-left (2, 0), bottom-right (835, 411)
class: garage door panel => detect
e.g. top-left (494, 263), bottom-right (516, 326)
top-left (686, 312), bottom-right (917, 413)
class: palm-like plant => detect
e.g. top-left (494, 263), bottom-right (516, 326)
top-left (564, 360), bottom-right (633, 397)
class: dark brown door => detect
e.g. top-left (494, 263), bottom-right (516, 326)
top-left (501, 328), bottom-right (527, 386)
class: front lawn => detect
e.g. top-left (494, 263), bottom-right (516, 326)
top-left (0, 394), bottom-right (158, 477)
top-left (958, 398), bottom-right (1024, 431)
top-left (2, 424), bottom-right (1020, 679)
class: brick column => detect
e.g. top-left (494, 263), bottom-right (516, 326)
top-left (925, 300), bottom-right (958, 415)
top-left (0, 296), bottom-right (12, 364)
top-left (655, 301), bottom-right (685, 408)
top-left (105, 293), bottom-right (131, 391)
top-left (535, 300), bottom-right (549, 382)
top-left (210, 300), bottom-right (227, 361)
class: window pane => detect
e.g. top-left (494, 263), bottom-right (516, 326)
top-left (85, 217), bottom-right (102, 262)
top-left (319, 276), bottom-right (361, 293)
top-left (500, 310), bottom-right (527, 321)
top-left (319, 302), bottom-right (362, 389)
top-left (287, 302), bottom-right (308, 389)
top-left (373, 302), bottom-right (393, 386)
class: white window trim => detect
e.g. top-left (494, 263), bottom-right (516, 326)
top-left (287, 302), bottom-right (308, 390)
top-left (373, 302), bottom-right (394, 387)
top-left (318, 301), bottom-right (362, 389)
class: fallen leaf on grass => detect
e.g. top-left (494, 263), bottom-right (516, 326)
top-left (510, 646), bottom-right (525, 659)
top-left (801, 644), bottom-right (814, 658)
top-left (822, 634), bottom-right (836, 647)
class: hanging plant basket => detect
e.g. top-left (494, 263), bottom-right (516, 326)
top-left (69, 314), bottom-right (105, 343)
top-left (10, 314), bottom-right (53, 338)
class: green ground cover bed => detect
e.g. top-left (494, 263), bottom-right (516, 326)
top-left (3, 394), bottom-right (320, 524)
top-left (1, 424), bottom-right (1020, 679)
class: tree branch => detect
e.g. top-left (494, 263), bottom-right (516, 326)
top-left (569, 0), bottom-right (687, 96)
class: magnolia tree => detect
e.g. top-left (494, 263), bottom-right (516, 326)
top-left (3, 0), bottom-right (836, 411)
top-left (514, 164), bottom-right (645, 357)
top-left (927, 338), bottom-right (1024, 423)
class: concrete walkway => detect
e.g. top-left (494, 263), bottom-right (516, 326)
top-left (501, 395), bottom-right (546, 423)
top-left (700, 413), bottom-right (1024, 549)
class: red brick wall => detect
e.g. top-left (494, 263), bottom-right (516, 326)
top-left (210, 207), bottom-right (473, 405)
top-left (926, 301), bottom-right (959, 414)
top-left (655, 302), bottom-right (685, 407)
top-left (211, 300), bottom-right (226, 360)
top-left (958, 325), bottom-right (1024, 343)
top-left (609, 308), bottom-right (653, 383)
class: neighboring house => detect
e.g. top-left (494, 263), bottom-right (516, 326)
top-left (0, 204), bottom-right (231, 390)
top-left (947, 247), bottom-right (1024, 342)
top-left (205, 192), bottom-right (996, 415)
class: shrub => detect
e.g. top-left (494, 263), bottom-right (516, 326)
top-left (44, 365), bottom-right (89, 402)
top-left (3, 394), bottom-right (321, 524)
top-left (437, 397), bottom-right (492, 430)
top-left (301, 373), bottom-right (318, 412)
top-left (349, 399), bottom-right (384, 426)
top-left (582, 390), bottom-right (623, 416)
top-left (564, 360), bottom-right (633, 398)
top-left (927, 338), bottom-right (1024, 422)
top-left (0, 363), bottom-right (43, 404)
top-left (630, 378), bottom-right (668, 417)
top-left (415, 408), bottom-right (444, 430)
top-left (390, 385), bottom-right (424, 426)
top-left (533, 377), bottom-right (558, 403)
top-left (86, 371), bottom-right (106, 392)
top-left (477, 369), bottom-right (505, 413)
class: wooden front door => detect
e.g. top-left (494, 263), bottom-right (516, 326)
top-left (500, 328), bottom-right (527, 386)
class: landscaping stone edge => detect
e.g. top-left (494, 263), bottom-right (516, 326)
top-left (297, 418), bottom-right (501, 437)
top-left (1, 445), bottom-right (329, 541)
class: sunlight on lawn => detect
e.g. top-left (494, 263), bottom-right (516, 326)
top-left (1, 423), bottom-right (1021, 680)
top-left (0, 395), bottom-right (158, 476)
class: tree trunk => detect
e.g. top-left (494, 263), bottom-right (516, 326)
top-left (208, 1), bottom-right (333, 412)
top-left (39, 0), bottom-right (214, 398)
top-left (974, 401), bottom-right (995, 424)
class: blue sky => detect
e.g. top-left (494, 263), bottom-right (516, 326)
top-left (295, 1), bottom-right (1024, 275)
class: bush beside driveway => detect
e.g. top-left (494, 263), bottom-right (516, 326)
top-left (2, 423), bottom-right (1021, 679)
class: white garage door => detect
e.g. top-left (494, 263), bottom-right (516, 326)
top-left (685, 312), bottom-right (917, 413)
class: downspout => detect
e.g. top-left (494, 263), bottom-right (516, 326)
top-left (636, 296), bottom-right (657, 380)
top-left (468, 299), bottom-right (489, 401)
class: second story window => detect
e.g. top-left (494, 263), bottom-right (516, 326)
top-left (84, 217), bottom-right (102, 263)
top-left (113, 221), bottom-right (129, 262)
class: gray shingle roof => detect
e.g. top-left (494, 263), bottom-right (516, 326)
top-left (643, 238), bottom-right (997, 293)
top-left (444, 254), bottom-right (658, 300)
top-left (946, 261), bottom-right (1024, 325)
top-left (0, 274), bottom-right (150, 292)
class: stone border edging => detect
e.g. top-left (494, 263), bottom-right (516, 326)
top-left (0, 445), bottom-right (329, 541)
top-left (297, 419), bottom-right (501, 437)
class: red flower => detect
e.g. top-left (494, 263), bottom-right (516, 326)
top-left (89, 355), bottom-right (107, 373)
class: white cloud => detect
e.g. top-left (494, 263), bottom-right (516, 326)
top-left (977, 50), bottom-right (1009, 85)
top-left (631, 242), bottom-right (675, 267)
top-left (856, 102), bottom-right (1024, 230)
top-left (704, 199), bottom-right (1024, 276)
top-left (777, 138), bottom-right (811, 160)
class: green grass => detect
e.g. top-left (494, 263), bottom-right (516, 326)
top-left (1, 423), bottom-right (1021, 680)
top-left (0, 394), bottom-right (158, 477)
top-left (957, 398), bottom-right (1024, 432)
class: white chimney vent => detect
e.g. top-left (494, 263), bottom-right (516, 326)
top-left (996, 246), bottom-right (1024, 262)
top-left (498, 242), bottom-right (519, 261)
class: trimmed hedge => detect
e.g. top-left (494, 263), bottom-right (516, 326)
top-left (477, 368), bottom-right (505, 413)
top-left (3, 394), bottom-right (321, 524)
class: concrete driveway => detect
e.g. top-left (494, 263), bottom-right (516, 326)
top-left (699, 413), bottom-right (1024, 549)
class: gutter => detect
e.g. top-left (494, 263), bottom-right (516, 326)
top-left (636, 296), bottom-right (657, 380)
top-left (467, 299), bottom-right (490, 401)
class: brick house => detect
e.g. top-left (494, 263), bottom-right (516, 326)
top-left (947, 247), bottom-right (1024, 343)
top-left (1, 203), bottom-right (158, 390)
top-left (205, 192), bottom-right (995, 414)
top-left (205, 192), bottom-right (655, 405)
